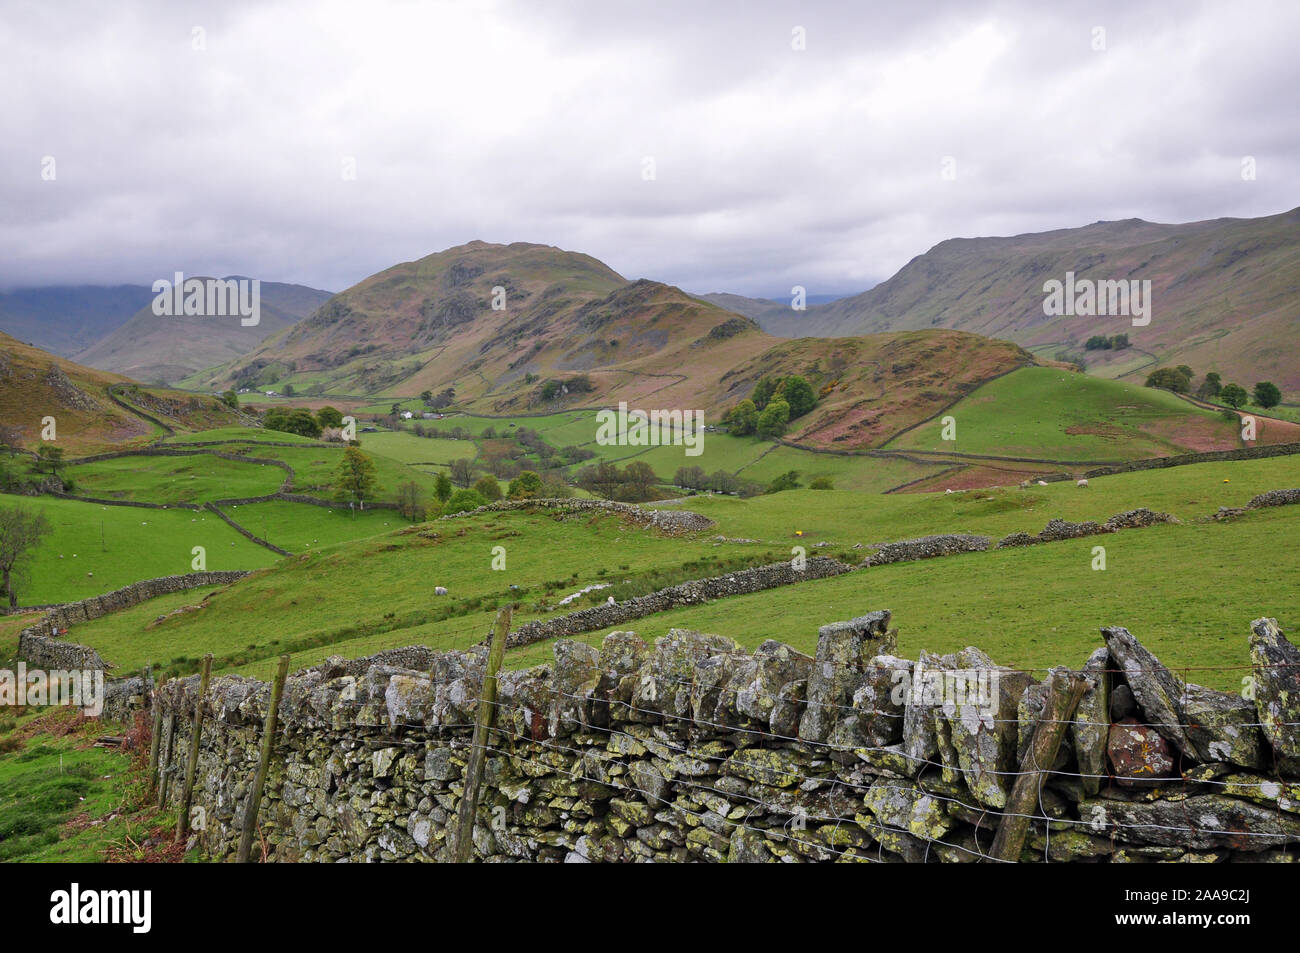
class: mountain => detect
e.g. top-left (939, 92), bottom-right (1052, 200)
top-left (0, 331), bottom-right (246, 453)
top-left (0, 285), bottom-right (155, 356)
top-left (74, 280), bottom-right (333, 384)
top-left (698, 292), bottom-right (853, 337)
top-left (197, 241), bottom-right (1039, 450)
top-left (785, 207), bottom-right (1300, 396)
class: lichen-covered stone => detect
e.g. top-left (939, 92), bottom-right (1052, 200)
top-left (1250, 618), bottom-right (1300, 773)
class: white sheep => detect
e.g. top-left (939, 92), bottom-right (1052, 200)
top-left (1077, 479), bottom-right (1089, 488)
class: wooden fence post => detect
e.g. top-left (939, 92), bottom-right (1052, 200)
top-left (989, 669), bottom-right (1087, 862)
top-left (175, 654), bottom-right (213, 845)
top-left (236, 655), bottom-right (291, 863)
top-left (157, 714), bottom-right (177, 808)
top-left (147, 676), bottom-right (166, 790)
top-left (452, 605), bottom-right (511, 863)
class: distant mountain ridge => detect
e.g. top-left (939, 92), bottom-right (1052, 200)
top-left (766, 207), bottom-right (1300, 395)
top-left (0, 285), bottom-right (155, 356)
top-left (74, 279), bottom-right (333, 384)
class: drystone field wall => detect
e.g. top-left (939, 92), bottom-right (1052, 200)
top-left (16, 571), bottom-right (250, 670)
top-left (151, 611), bottom-right (1300, 863)
top-left (504, 556), bottom-right (852, 648)
top-left (1082, 441), bottom-right (1300, 478)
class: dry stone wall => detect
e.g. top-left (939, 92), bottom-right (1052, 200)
top-left (151, 612), bottom-right (1300, 863)
top-left (16, 571), bottom-right (250, 670)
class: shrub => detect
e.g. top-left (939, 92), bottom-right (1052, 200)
top-left (444, 489), bottom-right (487, 515)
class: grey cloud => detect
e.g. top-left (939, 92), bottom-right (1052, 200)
top-left (1, 0), bottom-right (1297, 298)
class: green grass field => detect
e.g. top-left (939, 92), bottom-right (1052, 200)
top-left (49, 452), bottom-right (1299, 690)
top-left (68, 454), bottom-right (286, 504)
top-left (885, 366), bottom-right (1238, 460)
top-left (21, 496), bottom-right (279, 605)
top-left (507, 510), bottom-right (1299, 692)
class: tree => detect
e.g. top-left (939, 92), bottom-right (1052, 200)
top-left (420, 390), bottom-right (433, 405)
top-left (396, 481), bottom-right (427, 522)
top-left (332, 447), bottom-right (379, 508)
top-left (263, 407), bottom-right (322, 438)
top-left (1220, 383), bottom-right (1249, 409)
top-left (622, 461), bottom-right (657, 500)
top-left (0, 503), bottom-right (52, 607)
top-left (1197, 372), bottom-right (1222, 399)
top-left (757, 398), bottom-right (790, 438)
top-left (473, 475), bottom-right (502, 501)
top-left (449, 458), bottom-right (475, 488)
top-left (674, 465), bottom-right (706, 490)
top-left (708, 470), bottom-right (739, 495)
top-left (723, 399), bottom-right (758, 436)
top-left (434, 472), bottom-right (453, 502)
top-left (1112, 333), bottom-right (1130, 350)
top-left (32, 443), bottom-right (66, 480)
top-left (810, 476), bottom-right (834, 490)
top-left (576, 461), bottom-right (623, 500)
top-left (221, 390), bottom-right (240, 410)
top-left (508, 470), bottom-right (543, 499)
top-left (316, 406), bottom-right (344, 429)
top-left (1145, 368), bottom-right (1191, 394)
top-left (282, 383), bottom-right (296, 397)
top-left (751, 377), bottom-right (779, 410)
top-left (779, 375), bottom-right (817, 419)
top-left (444, 488), bottom-right (487, 515)
top-left (1252, 381), bottom-right (1282, 409)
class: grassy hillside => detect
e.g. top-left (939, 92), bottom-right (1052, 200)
top-left (0, 332), bottom-right (245, 454)
top-left (53, 454), bottom-right (1300, 687)
top-left (882, 366), bottom-right (1279, 460)
top-left (791, 206), bottom-right (1300, 398)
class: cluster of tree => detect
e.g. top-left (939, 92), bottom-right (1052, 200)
top-left (574, 460), bottom-right (660, 502)
top-left (1084, 334), bottom-right (1130, 350)
top-left (1148, 367), bottom-right (1283, 410)
top-left (419, 387), bottom-right (456, 409)
top-left (671, 465), bottom-right (768, 497)
top-left (538, 375), bottom-right (595, 401)
top-left (723, 374), bottom-right (817, 438)
top-left (1144, 365), bottom-right (1198, 394)
top-left (263, 405), bottom-right (346, 439)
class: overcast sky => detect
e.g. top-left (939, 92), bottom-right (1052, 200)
top-left (2, 0), bottom-right (1297, 298)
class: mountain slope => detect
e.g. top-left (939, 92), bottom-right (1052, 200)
top-left (0, 332), bottom-right (245, 453)
top-left (201, 242), bottom-right (1044, 451)
top-left (0, 285), bottom-right (155, 356)
top-left (74, 280), bottom-right (333, 384)
top-left (781, 207), bottom-right (1300, 395)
